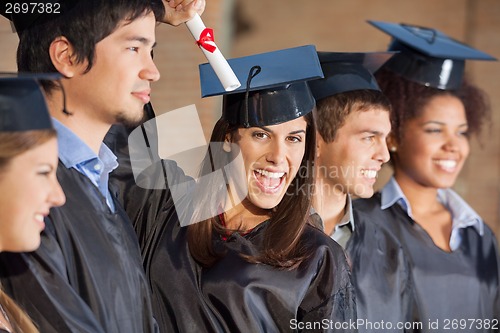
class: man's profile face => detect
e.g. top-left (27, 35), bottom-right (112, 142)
top-left (67, 11), bottom-right (159, 126)
top-left (316, 108), bottom-right (391, 198)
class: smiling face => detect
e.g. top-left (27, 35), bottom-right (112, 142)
top-left (0, 138), bottom-right (66, 252)
top-left (392, 94), bottom-right (470, 189)
top-left (316, 107), bottom-right (391, 198)
top-left (229, 116), bottom-right (308, 210)
top-left (67, 11), bottom-right (159, 127)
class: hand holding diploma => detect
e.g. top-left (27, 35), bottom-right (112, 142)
top-left (160, 0), bottom-right (240, 92)
top-left (161, 0), bottom-right (205, 26)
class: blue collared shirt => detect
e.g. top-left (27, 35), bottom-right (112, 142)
top-left (53, 118), bottom-right (119, 212)
top-left (381, 177), bottom-right (484, 251)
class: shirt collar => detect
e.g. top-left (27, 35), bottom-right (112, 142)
top-left (337, 194), bottom-right (355, 231)
top-left (53, 118), bottom-right (95, 168)
top-left (310, 194), bottom-right (355, 232)
top-left (381, 177), bottom-right (413, 216)
top-left (437, 188), bottom-right (484, 245)
top-left (53, 118), bottom-right (118, 171)
top-left (380, 176), bottom-right (484, 249)
top-left (98, 144), bottom-right (119, 173)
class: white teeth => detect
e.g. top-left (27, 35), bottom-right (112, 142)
top-left (434, 159), bottom-right (457, 170)
top-left (35, 214), bottom-right (44, 222)
top-left (361, 169), bottom-right (377, 179)
top-left (255, 169), bottom-right (285, 178)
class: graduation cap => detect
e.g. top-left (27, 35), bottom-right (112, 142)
top-left (368, 20), bottom-right (497, 90)
top-left (0, 73), bottom-right (58, 131)
top-left (308, 52), bottom-right (395, 101)
top-left (199, 45), bottom-right (323, 127)
top-left (1, 0), bottom-right (79, 34)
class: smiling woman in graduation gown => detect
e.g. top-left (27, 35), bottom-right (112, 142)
top-left (117, 46), bottom-right (357, 332)
top-left (352, 21), bottom-right (499, 333)
top-left (1, 143), bottom-right (158, 333)
top-left (0, 75), bottom-right (67, 333)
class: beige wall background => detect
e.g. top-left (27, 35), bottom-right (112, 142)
top-left (1, 0), bottom-right (499, 240)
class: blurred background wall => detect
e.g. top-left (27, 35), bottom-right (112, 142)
top-left (1, 0), bottom-right (499, 240)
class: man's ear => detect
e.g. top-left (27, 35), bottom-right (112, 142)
top-left (223, 133), bottom-right (232, 152)
top-left (49, 36), bottom-right (78, 78)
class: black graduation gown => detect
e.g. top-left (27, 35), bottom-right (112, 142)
top-left (200, 222), bottom-right (357, 333)
top-left (106, 104), bottom-right (357, 332)
top-left (353, 193), bottom-right (500, 333)
top-left (347, 197), bottom-right (418, 333)
top-left (105, 103), bottom-right (163, 248)
top-left (0, 162), bottom-right (157, 333)
top-left (115, 160), bottom-right (357, 332)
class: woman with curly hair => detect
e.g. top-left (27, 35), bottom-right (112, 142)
top-left (351, 21), bottom-right (499, 332)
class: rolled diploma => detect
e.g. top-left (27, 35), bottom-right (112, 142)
top-left (186, 14), bottom-right (241, 91)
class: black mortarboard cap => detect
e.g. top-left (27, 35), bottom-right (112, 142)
top-left (368, 20), bottom-right (497, 90)
top-left (0, 73), bottom-right (57, 131)
top-left (1, 1), bottom-right (79, 34)
top-left (199, 45), bottom-right (323, 127)
top-left (308, 52), bottom-right (395, 101)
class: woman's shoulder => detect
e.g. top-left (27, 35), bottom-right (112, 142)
top-left (302, 223), bottom-right (337, 244)
top-left (474, 221), bottom-right (500, 253)
top-left (482, 222), bottom-right (498, 239)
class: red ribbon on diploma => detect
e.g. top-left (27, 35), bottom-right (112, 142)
top-left (196, 28), bottom-right (217, 53)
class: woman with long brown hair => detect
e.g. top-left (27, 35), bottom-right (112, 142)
top-left (0, 76), bottom-right (65, 333)
top-left (126, 46), bottom-right (356, 332)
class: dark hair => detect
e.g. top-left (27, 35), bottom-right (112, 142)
top-left (16, 0), bottom-right (165, 92)
top-left (0, 129), bottom-right (57, 172)
top-left (316, 90), bottom-right (391, 143)
top-left (375, 68), bottom-right (491, 145)
top-left (187, 111), bottom-right (317, 269)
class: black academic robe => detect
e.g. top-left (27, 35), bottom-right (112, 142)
top-left (105, 103), bottom-right (162, 248)
top-left (353, 193), bottom-right (500, 333)
top-left (115, 159), bottom-right (357, 333)
top-left (347, 198), bottom-right (418, 333)
top-left (106, 104), bottom-right (357, 332)
top-left (0, 162), bottom-right (157, 333)
top-left (200, 222), bottom-right (357, 333)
